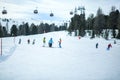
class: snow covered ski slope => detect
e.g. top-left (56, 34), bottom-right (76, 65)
top-left (0, 31), bottom-right (120, 80)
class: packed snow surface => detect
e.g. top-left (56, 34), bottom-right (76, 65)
top-left (0, 31), bottom-right (120, 80)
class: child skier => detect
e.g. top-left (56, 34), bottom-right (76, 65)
top-left (107, 43), bottom-right (112, 50)
top-left (48, 38), bottom-right (53, 47)
top-left (58, 38), bottom-right (62, 48)
top-left (32, 39), bottom-right (35, 45)
top-left (43, 37), bottom-right (46, 47)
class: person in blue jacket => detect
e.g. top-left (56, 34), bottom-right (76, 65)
top-left (96, 43), bottom-right (98, 48)
top-left (48, 38), bottom-right (53, 47)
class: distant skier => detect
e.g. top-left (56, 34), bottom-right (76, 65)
top-left (96, 43), bottom-right (98, 48)
top-left (107, 43), bottom-right (112, 50)
top-left (32, 39), bottom-right (35, 45)
top-left (114, 40), bottom-right (116, 44)
top-left (48, 38), bottom-right (53, 47)
top-left (43, 37), bottom-right (46, 47)
top-left (18, 38), bottom-right (21, 44)
top-left (58, 38), bottom-right (62, 48)
top-left (78, 36), bottom-right (81, 39)
top-left (28, 39), bottom-right (30, 44)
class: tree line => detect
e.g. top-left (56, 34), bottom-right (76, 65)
top-left (68, 6), bottom-right (120, 39)
top-left (0, 22), bottom-right (67, 37)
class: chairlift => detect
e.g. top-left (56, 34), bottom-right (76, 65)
top-left (50, 12), bottom-right (54, 17)
top-left (34, 9), bottom-right (38, 14)
top-left (34, 7), bottom-right (38, 14)
top-left (2, 7), bottom-right (7, 14)
top-left (70, 11), bottom-right (73, 15)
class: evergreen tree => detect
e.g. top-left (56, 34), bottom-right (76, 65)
top-left (0, 24), bottom-right (3, 37)
top-left (79, 14), bottom-right (86, 37)
top-left (31, 24), bottom-right (38, 34)
top-left (117, 13), bottom-right (120, 39)
top-left (86, 14), bottom-right (94, 30)
top-left (18, 25), bottom-right (23, 35)
top-left (108, 6), bottom-right (119, 38)
top-left (86, 14), bottom-right (95, 37)
top-left (2, 27), bottom-right (7, 37)
top-left (94, 8), bottom-right (105, 37)
top-left (11, 24), bottom-right (18, 36)
top-left (25, 23), bottom-right (30, 35)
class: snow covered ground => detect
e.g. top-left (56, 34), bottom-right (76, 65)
top-left (0, 31), bottom-right (120, 80)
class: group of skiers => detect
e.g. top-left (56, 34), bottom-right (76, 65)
top-left (18, 37), bottom-right (115, 50)
top-left (18, 37), bottom-right (62, 48)
top-left (43, 37), bottom-right (62, 48)
top-left (96, 42), bottom-right (112, 50)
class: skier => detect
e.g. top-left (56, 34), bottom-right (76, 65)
top-left (18, 38), bottom-right (21, 44)
top-left (114, 40), bottom-right (116, 44)
top-left (96, 43), bottom-right (98, 48)
top-left (78, 36), bottom-right (81, 39)
top-left (27, 39), bottom-right (30, 44)
top-left (48, 38), bottom-right (53, 47)
top-left (107, 43), bottom-right (112, 50)
top-left (32, 39), bottom-right (35, 45)
top-left (58, 38), bottom-right (62, 48)
top-left (43, 37), bottom-right (46, 47)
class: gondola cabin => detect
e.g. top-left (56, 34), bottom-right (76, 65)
top-left (34, 9), bottom-right (38, 14)
top-left (50, 12), bottom-right (54, 17)
top-left (70, 11), bottom-right (73, 15)
top-left (2, 8), bottom-right (7, 14)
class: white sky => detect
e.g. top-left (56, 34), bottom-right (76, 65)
top-left (0, 0), bottom-right (120, 25)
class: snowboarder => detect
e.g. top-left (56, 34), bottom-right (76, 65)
top-left (107, 43), bottom-right (112, 50)
top-left (43, 37), bottom-right (46, 47)
top-left (32, 39), bottom-right (35, 45)
top-left (48, 38), bottom-right (53, 47)
top-left (96, 43), bottom-right (98, 48)
top-left (18, 38), bottom-right (21, 44)
top-left (58, 38), bottom-right (62, 48)
top-left (27, 39), bottom-right (30, 44)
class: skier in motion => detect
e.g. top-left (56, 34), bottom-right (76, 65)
top-left (48, 38), bottom-right (53, 47)
top-left (107, 43), bottom-right (112, 50)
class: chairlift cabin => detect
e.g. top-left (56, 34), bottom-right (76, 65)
top-left (50, 12), bottom-right (54, 17)
top-left (34, 9), bottom-right (38, 14)
top-left (2, 7), bottom-right (7, 14)
top-left (70, 11), bottom-right (73, 15)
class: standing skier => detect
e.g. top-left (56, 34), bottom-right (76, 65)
top-left (58, 38), bottom-right (62, 48)
top-left (48, 38), bottom-right (53, 47)
top-left (27, 39), bottom-right (30, 44)
top-left (18, 38), bottom-right (21, 44)
top-left (114, 40), bottom-right (116, 44)
top-left (107, 43), bottom-right (112, 50)
top-left (32, 39), bottom-right (35, 45)
top-left (96, 43), bottom-right (98, 48)
top-left (43, 37), bottom-right (46, 47)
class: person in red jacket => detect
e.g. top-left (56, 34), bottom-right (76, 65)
top-left (107, 43), bottom-right (112, 50)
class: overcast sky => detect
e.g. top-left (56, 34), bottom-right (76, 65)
top-left (0, 0), bottom-right (120, 25)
